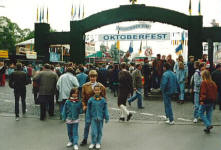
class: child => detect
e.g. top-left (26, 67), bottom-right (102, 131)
top-left (199, 70), bottom-right (218, 134)
top-left (193, 61), bottom-right (202, 123)
top-left (176, 62), bottom-right (186, 104)
top-left (62, 88), bottom-right (83, 150)
top-left (86, 84), bottom-right (109, 149)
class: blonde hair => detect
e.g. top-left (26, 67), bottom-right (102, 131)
top-left (201, 70), bottom-right (212, 81)
top-left (89, 70), bottom-right (98, 77)
top-left (178, 62), bottom-right (184, 70)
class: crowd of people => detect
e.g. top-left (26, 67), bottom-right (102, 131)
top-left (0, 52), bottom-right (220, 149)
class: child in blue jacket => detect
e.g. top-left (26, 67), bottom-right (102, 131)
top-left (62, 87), bottom-right (83, 150)
top-left (86, 84), bottom-right (109, 150)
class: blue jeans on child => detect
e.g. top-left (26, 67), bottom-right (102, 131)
top-left (162, 93), bottom-right (174, 122)
top-left (128, 88), bottom-right (143, 108)
top-left (199, 104), bottom-right (213, 128)
top-left (179, 83), bottom-right (185, 101)
top-left (91, 119), bottom-right (104, 145)
top-left (194, 92), bottom-right (200, 119)
top-left (66, 123), bottom-right (79, 145)
top-left (83, 116), bottom-right (91, 140)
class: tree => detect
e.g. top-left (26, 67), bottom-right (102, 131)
top-left (0, 16), bottom-right (34, 54)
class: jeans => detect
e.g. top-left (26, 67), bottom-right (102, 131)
top-left (144, 76), bottom-right (150, 96)
top-left (59, 99), bottom-right (66, 117)
top-left (14, 89), bottom-right (26, 117)
top-left (162, 93), bottom-right (174, 122)
top-left (128, 88), bottom-right (143, 108)
top-left (179, 83), bottom-right (185, 101)
top-left (199, 104), bottom-right (213, 128)
top-left (194, 92), bottom-right (200, 119)
top-left (91, 120), bottom-right (103, 144)
top-left (83, 115), bottom-right (91, 140)
top-left (66, 123), bottom-right (79, 145)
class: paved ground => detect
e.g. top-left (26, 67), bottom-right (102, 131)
top-left (1, 81), bottom-right (221, 150)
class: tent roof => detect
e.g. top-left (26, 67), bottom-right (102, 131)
top-left (16, 38), bottom-right (34, 46)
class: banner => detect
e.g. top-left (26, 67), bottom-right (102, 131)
top-left (98, 33), bottom-right (170, 41)
top-left (116, 23), bottom-right (151, 31)
top-left (26, 51), bottom-right (37, 59)
top-left (50, 52), bottom-right (60, 62)
top-left (0, 50), bottom-right (8, 58)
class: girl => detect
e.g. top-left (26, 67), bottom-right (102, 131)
top-left (176, 62), bottom-right (186, 104)
top-left (86, 85), bottom-right (109, 149)
top-left (199, 70), bottom-right (218, 134)
top-left (62, 88), bottom-right (83, 150)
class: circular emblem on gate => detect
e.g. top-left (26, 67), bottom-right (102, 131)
top-left (145, 47), bottom-right (152, 56)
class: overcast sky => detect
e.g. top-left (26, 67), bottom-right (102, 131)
top-left (0, 0), bottom-right (221, 31)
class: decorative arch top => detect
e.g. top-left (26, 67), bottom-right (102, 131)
top-left (71, 4), bottom-right (192, 33)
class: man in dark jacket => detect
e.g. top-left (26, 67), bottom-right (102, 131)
top-left (142, 57), bottom-right (151, 97)
top-left (33, 64), bottom-right (58, 120)
top-left (212, 64), bottom-right (221, 110)
top-left (9, 63), bottom-right (28, 121)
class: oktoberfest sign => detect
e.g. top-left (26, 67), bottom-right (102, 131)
top-left (116, 23), bottom-right (151, 31)
top-left (98, 33), bottom-right (170, 41)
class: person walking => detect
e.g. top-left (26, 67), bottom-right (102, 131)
top-left (118, 62), bottom-right (133, 121)
top-left (160, 63), bottom-right (179, 125)
top-left (176, 62), bottom-right (187, 104)
top-left (128, 64), bottom-right (144, 109)
top-left (86, 84), bottom-right (109, 150)
top-left (57, 67), bottom-right (79, 119)
top-left (192, 61), bottom-right (202, 123)
top-left (33, 64), bottom-right (58, 121)
top-left (62, 88), bottom-right (83, 150)
top-left (199, 70), bottom-right (218, 133)
top-left (212, 64), bottom-right (221, 110)
top-left (80, 70), bottom-right (106, 146)
top-left (9, 63), bottom-right (29, 121)
top-left (142, 58), bottom-right (151, 97)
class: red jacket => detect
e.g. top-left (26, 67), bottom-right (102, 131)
top-left (200, 80), bottom-right (218, 104)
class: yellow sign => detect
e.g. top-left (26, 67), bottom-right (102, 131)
top-left (0, 50), bottom-right (8, 58)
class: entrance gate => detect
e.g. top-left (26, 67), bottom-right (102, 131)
top-left (35, 4), bottom-right (221, 66)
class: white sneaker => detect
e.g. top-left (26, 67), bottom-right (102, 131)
top-left (15, 117), bottom-right (19, 121)
top-left (89, 144), bottom-right (95, 149)
top-left (165, 120), bottom-right (175, 125)
top-left (164, 117), bottom-right (169, 121)
top-left (74, 145), bottom-right (79, 150)
top-left (96, 144), bottom-right (101, 149)
top-left (193, 118), bottom-right (198, 123)
top-left (66, 142), bottom-right (73, 147)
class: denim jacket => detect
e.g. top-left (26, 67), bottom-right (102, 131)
top-left (62, 100), bottom-right (83, 121)
top-left (176, 69), bottom-right (186, 84)
top-left (160, 70), bottom-right (179, 95)
top-left (86, 97), bottom-right (109, 123)
top-left (193, 69), bottom-right (202, 93)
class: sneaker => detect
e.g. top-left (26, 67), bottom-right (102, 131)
top-left (165, 120), bottom-right (175, 125)
top-left (74, 145), bottom-right (79, 150)
top-left (204, 128), bottom-right (210, 134)
top-left (96, 144), bottom-right (101, 149)
top-left (66, 142), bottom-right (73, 147)
top-left (80, 139), bottom-right (87, 146)
top-left (119, 117), bottom-right (125, 121)
top-left (89, 144), bottom-right (95, 149)
top-left (193, 118), bottom-right (198, 123)
top-left (138, 106), bottom-right (144, 109)
top-left (127, 113), bottom-right (133, 121)
top-left (15, 117), bottom-right (19, 121)
top-left (128, 101), bottom-right (131, 106)
top-left (164, 117), bottom-right (169, 121)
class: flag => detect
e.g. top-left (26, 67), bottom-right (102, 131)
top-left (129, 41), bottom-right (133, 54)
top-left (74, 5), bottom-right (76, 19)
top-left (82, 4), bottom-right (85, 19)
top-left (198, 0), bottom-right (201, 15)
top-left (116, 40), bottom-right (120, 50)
top-left (42, 8), bottom-right (44, 22)
top-left (39, 8), bottom-right (42, 23)
top-left (78, 5), bottom-right (81, 19)
top-left (36, 7), bottom-right (39, 22)
top-left (175, 44), bottom-right (183, 55)
top-left (139, 41), bottom-right (142, 54)
top-left (46, 7), bottom-right (49, 23)
top-left (189, 0), bottom-right (192, 15)
top-left (71, 4), bottom-right (74, 18)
